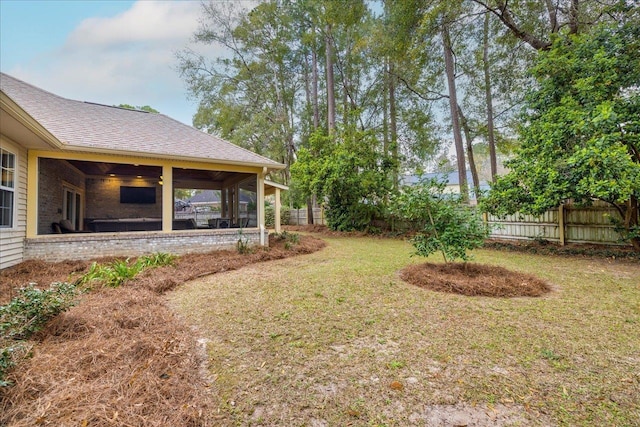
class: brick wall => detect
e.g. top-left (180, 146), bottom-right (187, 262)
top-left (86, 177), bottom-right (162, 219)
top-left (24, 229), bottom-right (268, 262)
top-left (38, 158), bottom-right (86, 234)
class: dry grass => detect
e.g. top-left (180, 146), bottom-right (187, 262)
top-left (0, 235), bottom-right (325, 427)
top-left (169, 236), bottom-right (640, 426)
top-left (2, 232), bottom-right (639, 426)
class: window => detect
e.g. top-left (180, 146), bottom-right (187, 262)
top-left (1, 148), bottom-right (16, 228)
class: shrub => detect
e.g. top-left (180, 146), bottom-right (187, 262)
top-left (389, 178), bottom-right (490, 262)
top-left (0, 282), bottom-right (78, 340)
top-left (265, 204), bottom-right (290, 228)
top-left (77, 253), bottom-right (175, 288)
top-left (137, 253), bottom-right (176, 269)
top-left (272, 231), bottom-right (300, 249)
top-left (236, 229), bottom-right (253, 254)
top-left (1, 282), bottom-right (78, 386)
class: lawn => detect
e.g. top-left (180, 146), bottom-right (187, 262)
top-left (169, 236), bottom-right (640, 426)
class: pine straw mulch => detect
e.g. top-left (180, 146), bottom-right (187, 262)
top-left (400, 262), bottom-right (552, 298)
top-left (0, 258), bottom-right (118, 305)
top-left (484, 238), bottom-right (639, 259)
top-left (0, 234), bottom-right (326, 427)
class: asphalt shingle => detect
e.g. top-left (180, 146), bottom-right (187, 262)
top-left (1, 73), bottom-right (282, 168)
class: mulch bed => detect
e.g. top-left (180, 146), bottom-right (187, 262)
top-left (484, 239), bottom-right (639, 260)
top-left (400, 262), bottom-right (552, 298)
top-left (0, 234), bottom-right (326, 427)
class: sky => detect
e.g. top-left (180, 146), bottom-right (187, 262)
top-left (0, 0), bottom-right (227, 125)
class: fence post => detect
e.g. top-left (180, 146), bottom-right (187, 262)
top-left (558, 203), bottom-right (565, 246)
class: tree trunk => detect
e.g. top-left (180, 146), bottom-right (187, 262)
top-left (312, 47), bottom-right (320, 130)
top-left (472, 0), bottom-right (552, 50)
top-left (307, 197), bottom-right (314, 225)
top-left (625, 196), bottom-right (639, 251)
top-left (389, 60), bottom-right (399, 190)
top-left (442, 25), bottom-right (469, 202)
top-left (483, 13), bottom-right (498, 182)
top-left (383, 58), bottom-right (389, 156)
top-left (304, 52), bottom-right (312, 128)
top-left (568, 0), bottom-right (579, 35)
top-left (325, 24), bottom-right (336, 133)
top-left (457, 105), bottom-right (481, 199)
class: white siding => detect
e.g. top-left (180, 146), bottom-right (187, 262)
top-left (0, 136), bottom-right (27, 269)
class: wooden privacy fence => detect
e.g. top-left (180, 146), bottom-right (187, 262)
top-left (486, 202), bottom-right (629, 246)
top-left (288, 208), bottom-right (326, 226)
top-left (287, 202), bottom-right (631, 247)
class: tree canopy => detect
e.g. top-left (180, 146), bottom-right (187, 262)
top-left (482, 20), bottom-right (640, 248)
top-left (178, 0), bottom-right (638, 241)
top-left (117, 104), bottom-right (160, 113)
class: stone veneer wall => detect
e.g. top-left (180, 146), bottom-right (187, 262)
top-left (85, 176), bottom-right (162, 219)
top-left (24, 229), bottom-right (267, 262)
top-left (38, 158), bottom-right (86, 234)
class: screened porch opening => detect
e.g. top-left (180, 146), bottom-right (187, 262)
top-left (37, 158), bottom-right (259, 235)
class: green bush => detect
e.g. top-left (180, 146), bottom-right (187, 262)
top-left (78, 253), bottom-right (175, 288)
top-left (1, 283), bottom-right (78, 340)
top-left (389, 178), bottom-right (490, 262)
top-left (236, 229), bottom-right (253, 254)
top-left (1, 282), bottom-right (78, 386)
top-left (291, 129), bottom-right (392, 232)
top-left (273, 231), bottom-right (300, 244)
top-left (272, 231), bottom-right (301, 250)
top-left (265, 204), bottom-right (290, 227)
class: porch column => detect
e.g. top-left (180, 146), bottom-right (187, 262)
top-left (26, 152), bottom-right (39, 238)
top-left (162, 165), bottom-right (173, 232)
top-left (233, 183), bottom-right (240, 226)
top-left (221, 188), bottom-right (227, 218)
top-left (257, 172), bottom-right (266, 245)
top-left (274, 188), bottom-right (281, 233)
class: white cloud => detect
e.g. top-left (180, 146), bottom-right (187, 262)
top-left (8, 1), bottom-right (227, 125)
top-left (66, 1), bottom-right (201, 48)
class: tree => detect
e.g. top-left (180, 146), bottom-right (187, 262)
top-left (469, 0), bottom-right (618, 50)
top-left (117, 104), bottom-right (159, 113)
top-left (389, 178), bottom-right (490, 262)
top-left (441, 22), bottom-right (469, 202)
top-left (482, 21), bottom-right (640, 249)
top-left (177, 1), bottom-right (300, 183)
top-left (291, 129), bottom-right (392, 231)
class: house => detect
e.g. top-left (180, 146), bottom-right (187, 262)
top-left (400, 171), bottom-right (489, 203)
top-left (0, 73), bottom-right (287, 270)
top-left (173, 190), bottom-right (257, 228)
top-left (182, 189), bottom-right (254, 212)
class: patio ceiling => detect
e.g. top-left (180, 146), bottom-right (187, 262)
top-left (65, 159), bottom-right (256, 191)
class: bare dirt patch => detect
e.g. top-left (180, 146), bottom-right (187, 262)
top-left (0, 235), bottom-right (325, 427)
top-left (400, 262), bottom-right (551, 297)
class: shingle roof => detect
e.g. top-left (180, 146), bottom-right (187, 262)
top-left (0, 73), bottom-right (283, 168)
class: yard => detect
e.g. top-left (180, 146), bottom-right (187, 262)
top-left (170, 235), bottom-right (640, 426)
top-left (1, 233), bottom-right (639, 426)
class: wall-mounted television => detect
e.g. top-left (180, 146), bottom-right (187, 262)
top-left (120, 186), bottom-right (156, 204)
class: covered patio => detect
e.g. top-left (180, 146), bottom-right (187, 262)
top-left (1, 72), bottom-right (285, 265)
top-left (23, 151), bottom-right (283, 261)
